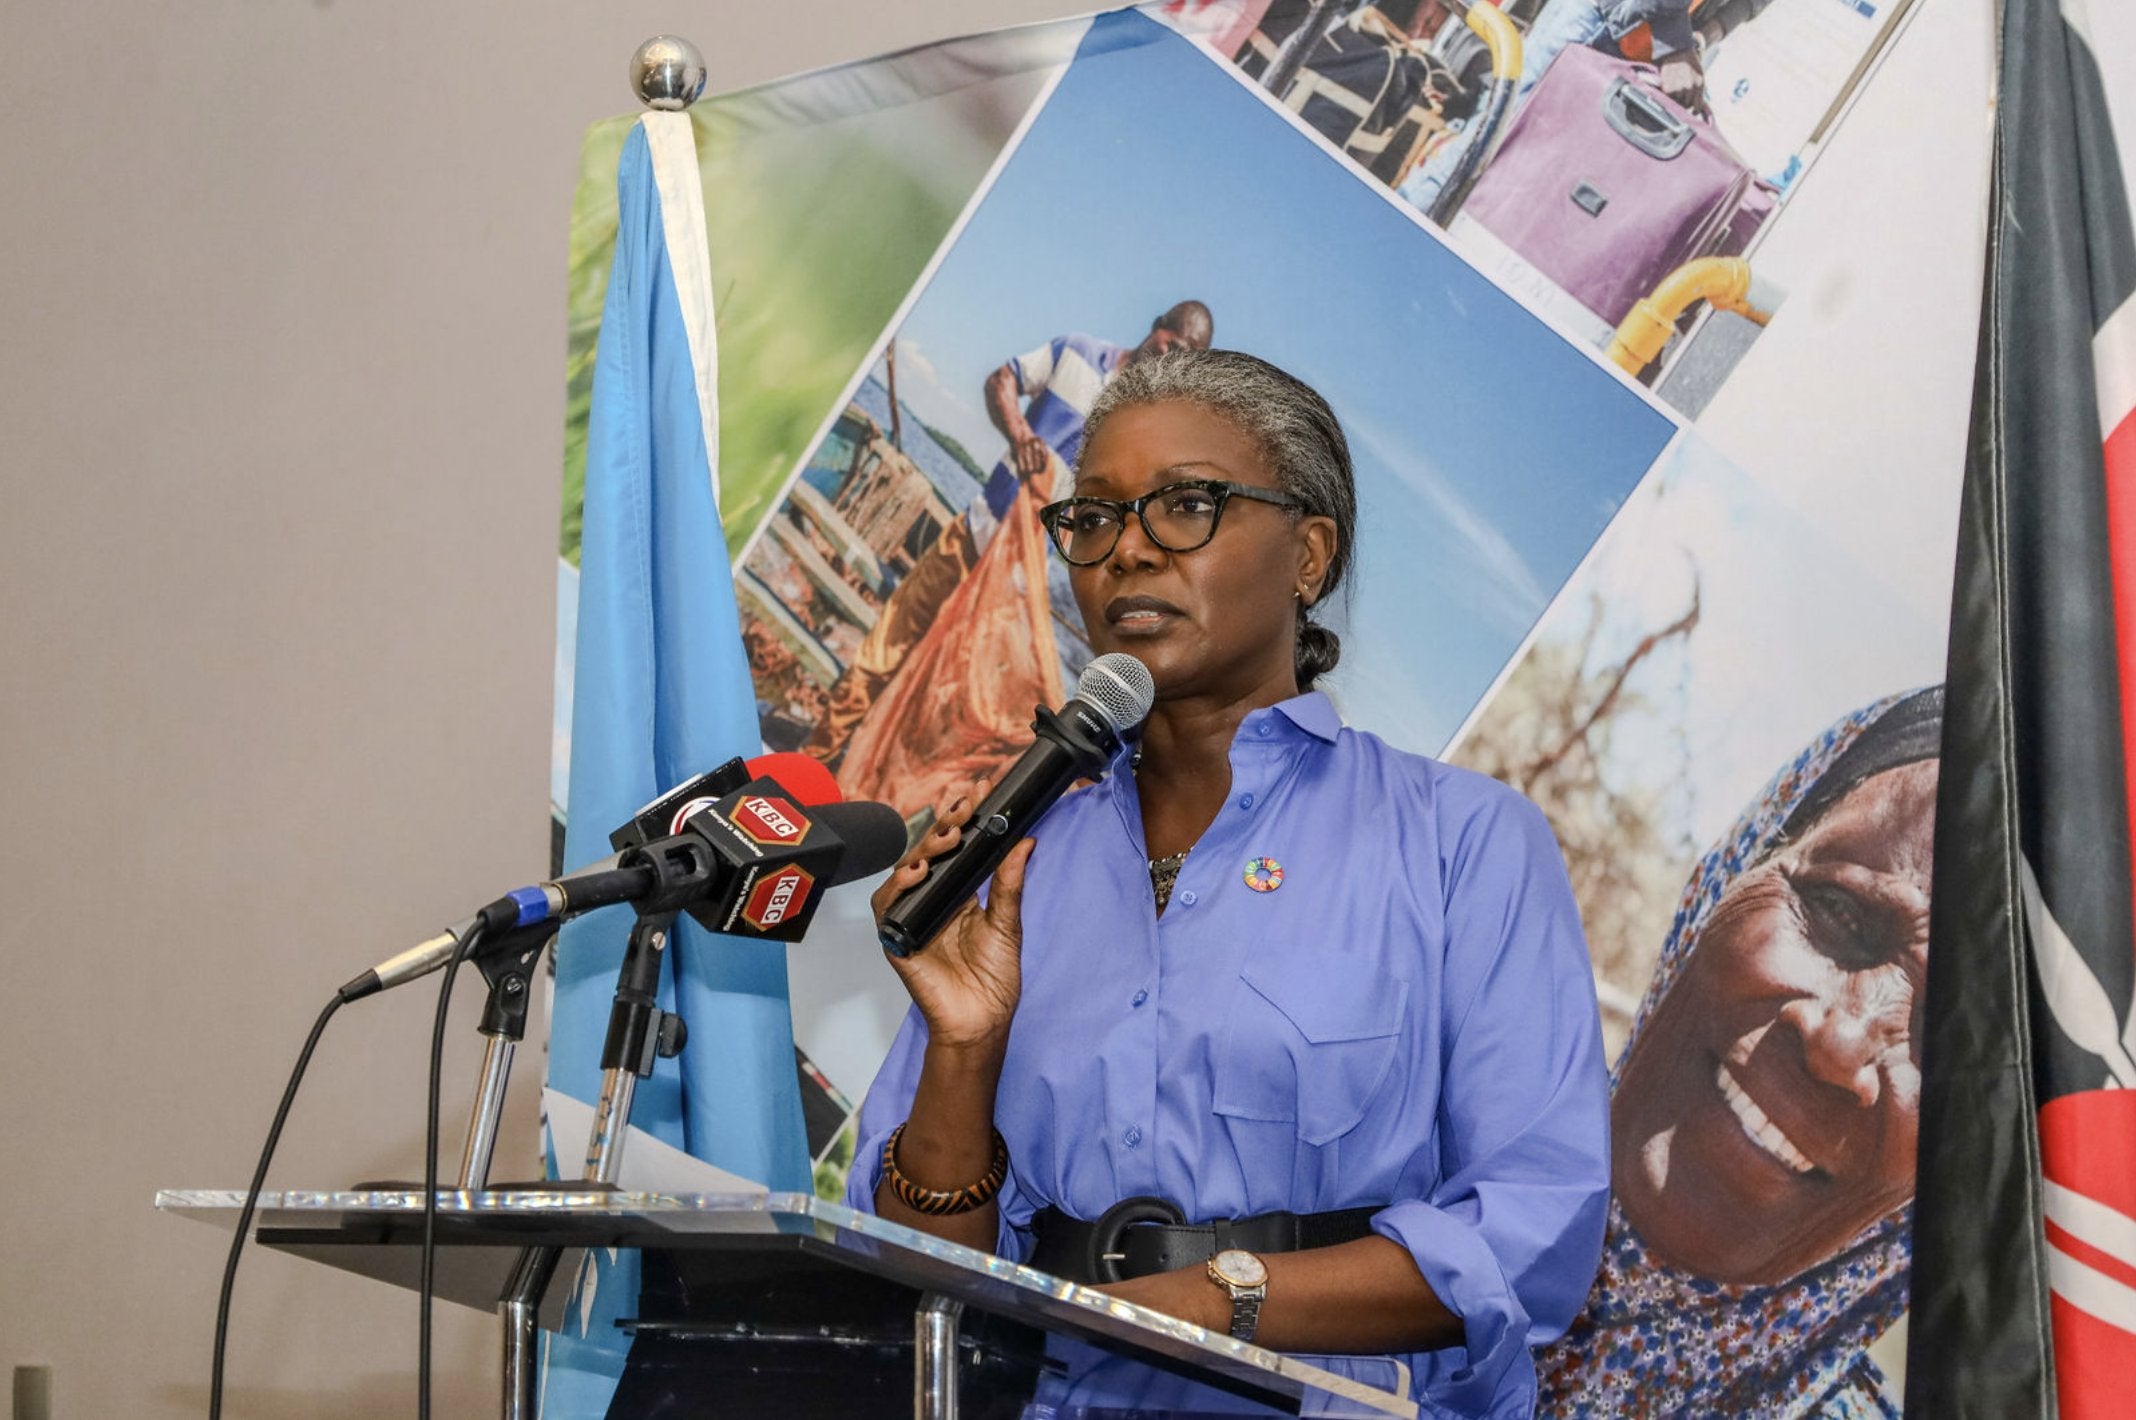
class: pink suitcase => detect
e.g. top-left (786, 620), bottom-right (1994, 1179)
top-left (1460, 43), bottom-right (1780, 327)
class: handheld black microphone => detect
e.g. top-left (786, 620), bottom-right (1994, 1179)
top-left (878, 652), bottom-right (1155, 958)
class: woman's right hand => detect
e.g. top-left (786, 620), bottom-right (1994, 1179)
top-left (871, 782), bottom-right (1034, 1052)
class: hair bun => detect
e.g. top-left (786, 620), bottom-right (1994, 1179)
top-left (1296, 620), bottom-right (1341, 690)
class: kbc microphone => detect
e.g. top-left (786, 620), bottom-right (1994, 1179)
top-left (340, 753), bottom-right (877, 1001)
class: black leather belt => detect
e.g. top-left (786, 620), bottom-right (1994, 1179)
top-left (1028, 1196), bottom-right (1383, 1284)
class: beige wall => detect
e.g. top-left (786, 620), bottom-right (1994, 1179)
top-left (0, 3), bottom-right (1071, 1416)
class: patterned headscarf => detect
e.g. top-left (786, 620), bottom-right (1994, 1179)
top-left (1538, 687), bottom-right (1943, 1419)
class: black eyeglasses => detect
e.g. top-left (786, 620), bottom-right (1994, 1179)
top-left (1037, 479), bottom-right (1304, 566)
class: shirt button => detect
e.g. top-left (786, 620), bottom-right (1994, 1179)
top-left (1178, 889), bottom-right (1197, 907)
top-left (1238, 792), bottom-right (1255, 811)
top-left (1257, 722), bottom-right (1273, 737)
top-left (1123, 1126), bottom-right (1142, 1147)
top-left (1131, 989), bottom-right (1148, 1008)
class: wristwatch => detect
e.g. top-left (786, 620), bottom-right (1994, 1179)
top-left (1205, 1248), bottom-right (1269, 1342)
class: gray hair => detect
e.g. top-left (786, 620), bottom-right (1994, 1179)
top-left (1077, 349), bottom-right (1357, 690)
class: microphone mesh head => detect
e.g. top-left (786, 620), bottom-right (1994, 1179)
top-left (1076, 653), bottom-right (1156, 732)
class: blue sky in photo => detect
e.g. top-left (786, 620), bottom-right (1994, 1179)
top-left (860, 9), bottom-right (1678, 754)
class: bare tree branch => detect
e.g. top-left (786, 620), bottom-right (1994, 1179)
top-left (1520, 582), bottom-right (1701, 792)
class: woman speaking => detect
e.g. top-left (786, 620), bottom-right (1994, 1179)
top-left (846, 349), bottom-right (1611, 1416)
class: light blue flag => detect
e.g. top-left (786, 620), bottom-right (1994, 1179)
top-left (542, 117), bottom-right (812, 1417)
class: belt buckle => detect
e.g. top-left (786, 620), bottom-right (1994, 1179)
top-left (1089, 1195), bottom-right (1185, 1285)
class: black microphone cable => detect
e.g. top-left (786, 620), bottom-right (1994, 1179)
top-left (417, 918), bottom-right (487, 1420)
top-left (204, 878), bottom-right (585, 1417)
top-left (199, 922), bottom-right (489, 1420)
top-left (208, 991), bottom-right (347, 1420)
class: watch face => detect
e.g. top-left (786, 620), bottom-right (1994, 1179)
top-left (1213, 1249), bottom-right (1268, 1288)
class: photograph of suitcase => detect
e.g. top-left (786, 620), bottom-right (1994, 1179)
top-left (1459, 42), bottom-right (1781, 328)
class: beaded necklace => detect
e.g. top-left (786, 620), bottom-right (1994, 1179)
top-left (1131, 743), bottom-right (1193, 911)
top-left (1149, 848), bottom-right (1190, 912)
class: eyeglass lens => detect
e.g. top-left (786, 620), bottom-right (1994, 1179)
top-left (1054, 485), bottom-right (1221, 563)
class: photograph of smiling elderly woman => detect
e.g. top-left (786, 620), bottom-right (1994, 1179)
top-left (1538, 685), bottom-right (1943, 1419)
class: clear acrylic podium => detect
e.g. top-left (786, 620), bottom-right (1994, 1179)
top-left (159, 1188), bottom-right (1415, 1419)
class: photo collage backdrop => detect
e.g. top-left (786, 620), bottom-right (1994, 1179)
top-left (557, 4), bottom-right (1966, 1411)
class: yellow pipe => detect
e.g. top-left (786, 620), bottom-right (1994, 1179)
top-left (1607, 256), bottom-right (1773, 375)
top-left (1463, 2), bottom-right (1523, 83)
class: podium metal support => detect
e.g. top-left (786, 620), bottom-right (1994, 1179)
top-left (500, 1245), bottom-right (562, 1420)
top-left (915, 1293), bottom-right (965, 1420)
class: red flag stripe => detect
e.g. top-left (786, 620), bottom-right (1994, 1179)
top-left (2103, 288), bottom-right (2136, 920)
top-left (2047, 1293), bottom-right (2136, 1420)
top-left (2108, 400), bottom-right (2136, 923)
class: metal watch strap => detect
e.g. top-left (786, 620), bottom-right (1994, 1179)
top-left (1206, 1251), bottom-right (1268, 1343)
top-left (1227, 1286), bottom-right (1264, 1342)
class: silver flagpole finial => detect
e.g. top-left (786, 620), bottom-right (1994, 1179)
top-left (631, 36), bottom-right (706, 111)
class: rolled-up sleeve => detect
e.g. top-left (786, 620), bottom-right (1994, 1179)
top-left (1371, 789), bottom-right (1610, 1418)
top-left (844, 1004), bottom-right (1040, 1262)
top-left (1006, 337), bottom-right (1061, 399)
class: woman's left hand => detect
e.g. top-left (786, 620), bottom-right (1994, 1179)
top-left (1089, 1239), bottom-right (1464, 1355)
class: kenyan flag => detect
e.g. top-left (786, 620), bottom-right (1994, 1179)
top-left (1906, 2), bottom-right (2136, 1416)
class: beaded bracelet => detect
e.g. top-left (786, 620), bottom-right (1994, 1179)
top-left (882, 1122), bottom-right (1010, 1216)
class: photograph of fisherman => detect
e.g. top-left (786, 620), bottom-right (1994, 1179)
top-left (1539, 686), bottom-right (1943, 1418)
top-left (848, 347), bottom-right (1612, 1416)
top-left (808, 300), bottom-right (1214, 769)
top-left (741, 11), bottom-right (1676, 827)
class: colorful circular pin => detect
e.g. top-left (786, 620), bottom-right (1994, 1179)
top-left (1243, 856), bottom-right (1284, 893)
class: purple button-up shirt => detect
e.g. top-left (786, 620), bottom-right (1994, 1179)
top-left (849, 692), bottom-right (1609, 1417)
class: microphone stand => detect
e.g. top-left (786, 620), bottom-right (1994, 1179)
top-left (454, 923), bottom-right (556, 1190)
top-left (581, 909), bottom-right (689, 1183)
top-left (497, 881), bottom-right (696, 1419)
top-left (573, 820), bottom-right (716, 1181)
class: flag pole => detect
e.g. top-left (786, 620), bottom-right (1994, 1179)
top-left (501, 44), bottom-right (713, 1420)
top-left (630, 34), bottom-right (707, 112)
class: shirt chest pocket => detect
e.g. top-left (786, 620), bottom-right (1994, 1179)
top-left (1209, 955), bottom-right (1409, 1147)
